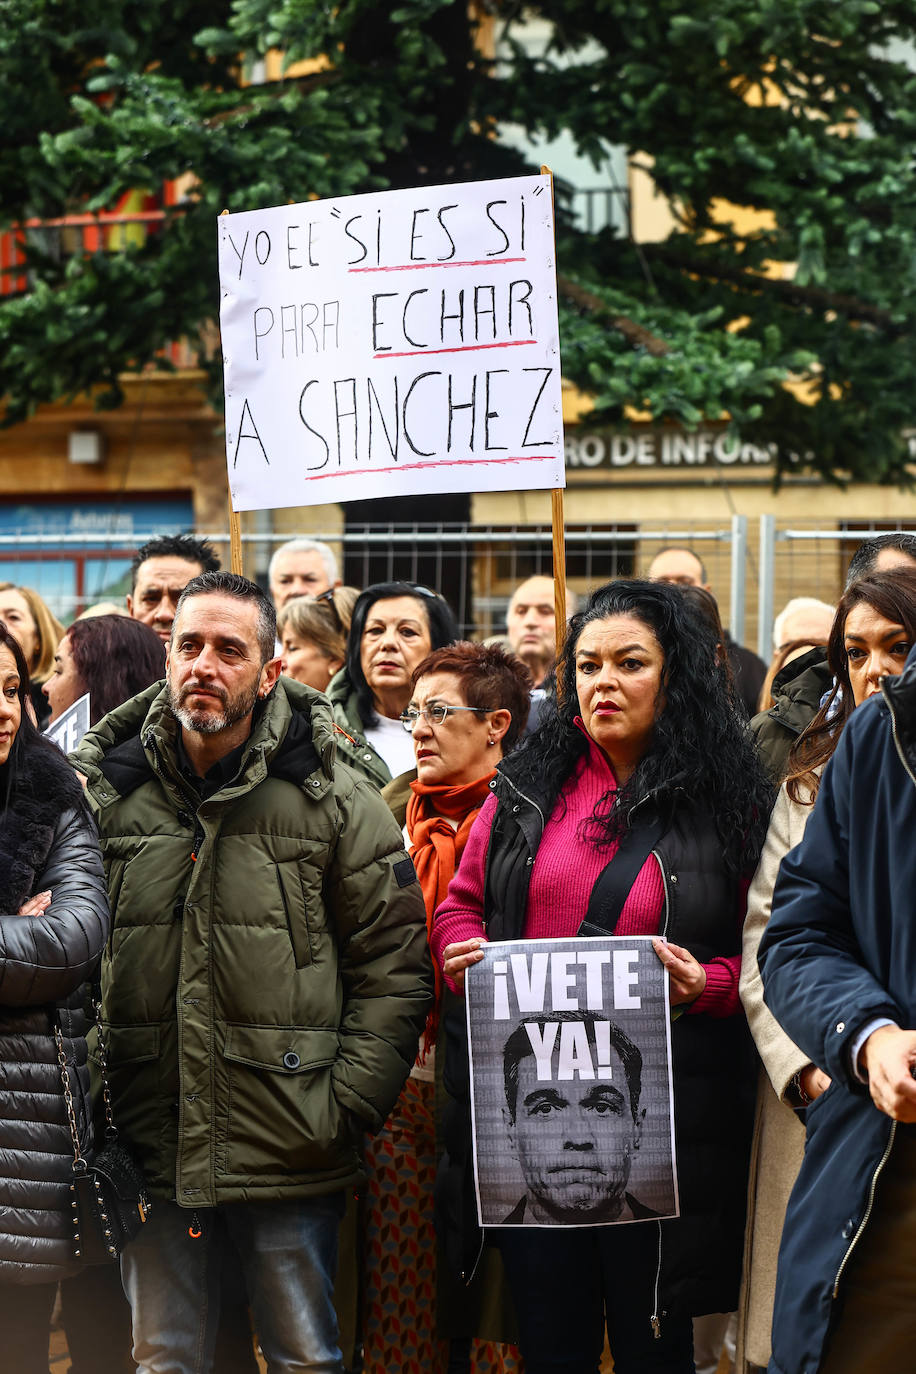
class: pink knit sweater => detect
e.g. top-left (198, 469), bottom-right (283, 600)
top-left (430, 730), bottom-right (741, 1016)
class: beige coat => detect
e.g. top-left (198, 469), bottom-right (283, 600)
top-left (736, 782), bottom-right (818, 1371)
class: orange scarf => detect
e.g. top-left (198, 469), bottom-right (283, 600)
top-left (407, 771), bottom-right (496, 1057)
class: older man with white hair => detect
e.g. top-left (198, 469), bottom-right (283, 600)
top-left (268, 538), bottom-right (341, 609)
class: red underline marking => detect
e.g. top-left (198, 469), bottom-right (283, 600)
top-left (305, 455), bottom-right (556, 480)
top-left (349, 257), bottom-right (527, 273)
top-left (374, 339), bottom-right (539, 360)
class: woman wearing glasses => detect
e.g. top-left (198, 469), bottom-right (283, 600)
top-left (362, 642), bottom-right (532, 1374)
top-left (328, 581), bottom-right (458, 789)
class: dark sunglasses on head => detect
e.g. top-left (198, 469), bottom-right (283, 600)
top-left (314, 588), bottom-right (343, 633)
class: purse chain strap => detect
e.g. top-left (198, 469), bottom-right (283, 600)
top-left (54, 993), bottom-right (116, 1174)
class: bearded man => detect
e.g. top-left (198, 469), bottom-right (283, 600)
top-left (73, 570), bottom-right (431, 1374)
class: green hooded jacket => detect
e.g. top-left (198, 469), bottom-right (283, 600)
top-left (325, 667), bottom-right (393, 789)
top-left (750, 647), bottom-right (832, 785)
top-left (73, 677), bottom-right (431, 1208)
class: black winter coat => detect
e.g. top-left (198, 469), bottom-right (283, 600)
top-left (758, 647), bottom-right (916, 1374)
top-left (0, 742), bottom-right (109, 1283)
top-left (438, 753), bottom-right (756, 1330)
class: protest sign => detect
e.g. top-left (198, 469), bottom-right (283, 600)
top-left (466, 936), bottom-right (678, 1228)
top-left (45, 693), bottom-right (90, 756)
top-left (218, 174), bottom-right (565, 511)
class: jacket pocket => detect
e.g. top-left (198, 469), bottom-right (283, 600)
top-left (99, 1024), bottom-right (162, 1160)
top-left (274, 864), bottom-right (314, 969)
top-left (104, 1023), bottom-right (160, 1067)
top-left (802, 1074), bottom-right (840, 1129)
top-left (221, 1024), bottom-right (351, 1177)
top-left (223, 1024), bottom-right (337, 1073)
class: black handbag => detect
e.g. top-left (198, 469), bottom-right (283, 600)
top-left (55, 997), bottom-right (153, 1263)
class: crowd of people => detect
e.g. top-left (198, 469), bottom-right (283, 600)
top-left (1, 527), bottom-right (916, 1374)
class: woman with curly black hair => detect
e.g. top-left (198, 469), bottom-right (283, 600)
top-left (431, 579), bottom-right (773, 1374)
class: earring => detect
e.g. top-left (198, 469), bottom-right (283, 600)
top-left (487, 737), bottom-right (496, 746)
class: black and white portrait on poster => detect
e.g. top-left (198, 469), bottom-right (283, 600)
top-left (466, 936), bottom-right (678, 1229)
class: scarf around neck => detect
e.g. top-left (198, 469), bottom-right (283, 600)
top-left (406, 770), bottom-right (496, 1055)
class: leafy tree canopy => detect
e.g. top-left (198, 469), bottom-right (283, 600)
top-left (3, 0), bottom-right (916, 482)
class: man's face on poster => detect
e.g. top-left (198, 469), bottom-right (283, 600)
top-left (508, 1043), bottom-right (643, 1223)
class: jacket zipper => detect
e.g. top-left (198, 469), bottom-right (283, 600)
top-left (885, 685), bottom-right (916, 789)
top-left (499, 771), bottom-right (546, 830)
top-left (461, 1228), bottom-right (486, 1287)
top-left (649, 1220), bottom-right (663, 1337)
top-left (832, 1121), bottom-right (896, 1298)
top-left (654, 850), bottom-right (671, 937)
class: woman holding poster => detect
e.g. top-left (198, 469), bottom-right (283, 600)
top-left (431, 580), bottom-right (772, 1374)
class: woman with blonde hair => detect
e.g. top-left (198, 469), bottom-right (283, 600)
top-left (0, 583), bottom-right (64, 727)
top-left (277, 587), bottom-right (358, 692)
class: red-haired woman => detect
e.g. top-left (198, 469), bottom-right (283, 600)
top-left (43, 614), bottom-right (165, 727)
top-left (364, 642), bottom-right (532, 1374)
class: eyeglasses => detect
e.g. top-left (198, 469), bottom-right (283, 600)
top-left (314, 587), bottom-right (343, 634)
top-left (400, 704), bottom-right (488, 733)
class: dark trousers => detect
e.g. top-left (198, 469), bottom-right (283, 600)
top-left (61, 1265), bottom-right (136, 1374)
top-left (498, 1221), bottom-right (696, 1374)
top-left (0, 1278), bottom-right (57, 1374)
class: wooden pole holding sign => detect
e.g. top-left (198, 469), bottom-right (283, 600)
top-left (221, 209), bottom-right (246, 577)
top-left (541, 166), bottom-right (567, 669)
top-left (228, 505), bottom-right (244, 576)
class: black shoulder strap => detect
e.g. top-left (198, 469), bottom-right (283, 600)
top-left (579, 813), bottom-right (667, 937)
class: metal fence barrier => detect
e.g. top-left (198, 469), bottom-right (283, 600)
top-left (756, 517), bottom-right (916, 661)
top-left (12, 513), bottom-right (916, 659)
top-left (0, 518), bottom-right (747, 639)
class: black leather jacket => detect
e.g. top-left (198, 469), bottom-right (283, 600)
top-left (0, 750), bottom-right (109, 1283)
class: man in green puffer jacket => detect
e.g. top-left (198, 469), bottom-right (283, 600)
top-left (73, 570), bottom-right (431, 1374)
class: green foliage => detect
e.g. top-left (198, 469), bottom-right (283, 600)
top-left (2, 0), bottom-right (916, 481)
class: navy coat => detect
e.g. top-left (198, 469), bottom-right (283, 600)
top-left (758, 645), bottom-right (916, 1374)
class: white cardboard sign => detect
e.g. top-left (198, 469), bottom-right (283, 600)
top-left (45, 693), bottom-right (91, 756)
top-left (218, 174), bottom-right (565, 511)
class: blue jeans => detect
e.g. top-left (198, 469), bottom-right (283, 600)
top-left (120, 1194), bottom-right (345, 1374)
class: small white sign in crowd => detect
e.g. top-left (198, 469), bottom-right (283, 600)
top-left (45, 693), bottom-right (91, 756)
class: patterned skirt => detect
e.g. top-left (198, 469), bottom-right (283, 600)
top-left (362, 1073), bottom-right (522, 1374)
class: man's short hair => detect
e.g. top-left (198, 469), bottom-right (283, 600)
top-left (649, 545), bottom-right (708, 583)
top-left (130, 534), bottom-right (220, 593)
top-left (772, 596), bottom-right (835, 652)
top-left (845, 532), bottom-right (916, 589)
top-left (173, 571), bottom-right (277, 665)
top-left (268, 538), bottom-right (339, 586)
top-left (503, 1012), bottom-right (643, 1124)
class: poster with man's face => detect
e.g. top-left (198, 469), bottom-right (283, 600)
top-left (466, 936), bottom-right (678, 1227)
